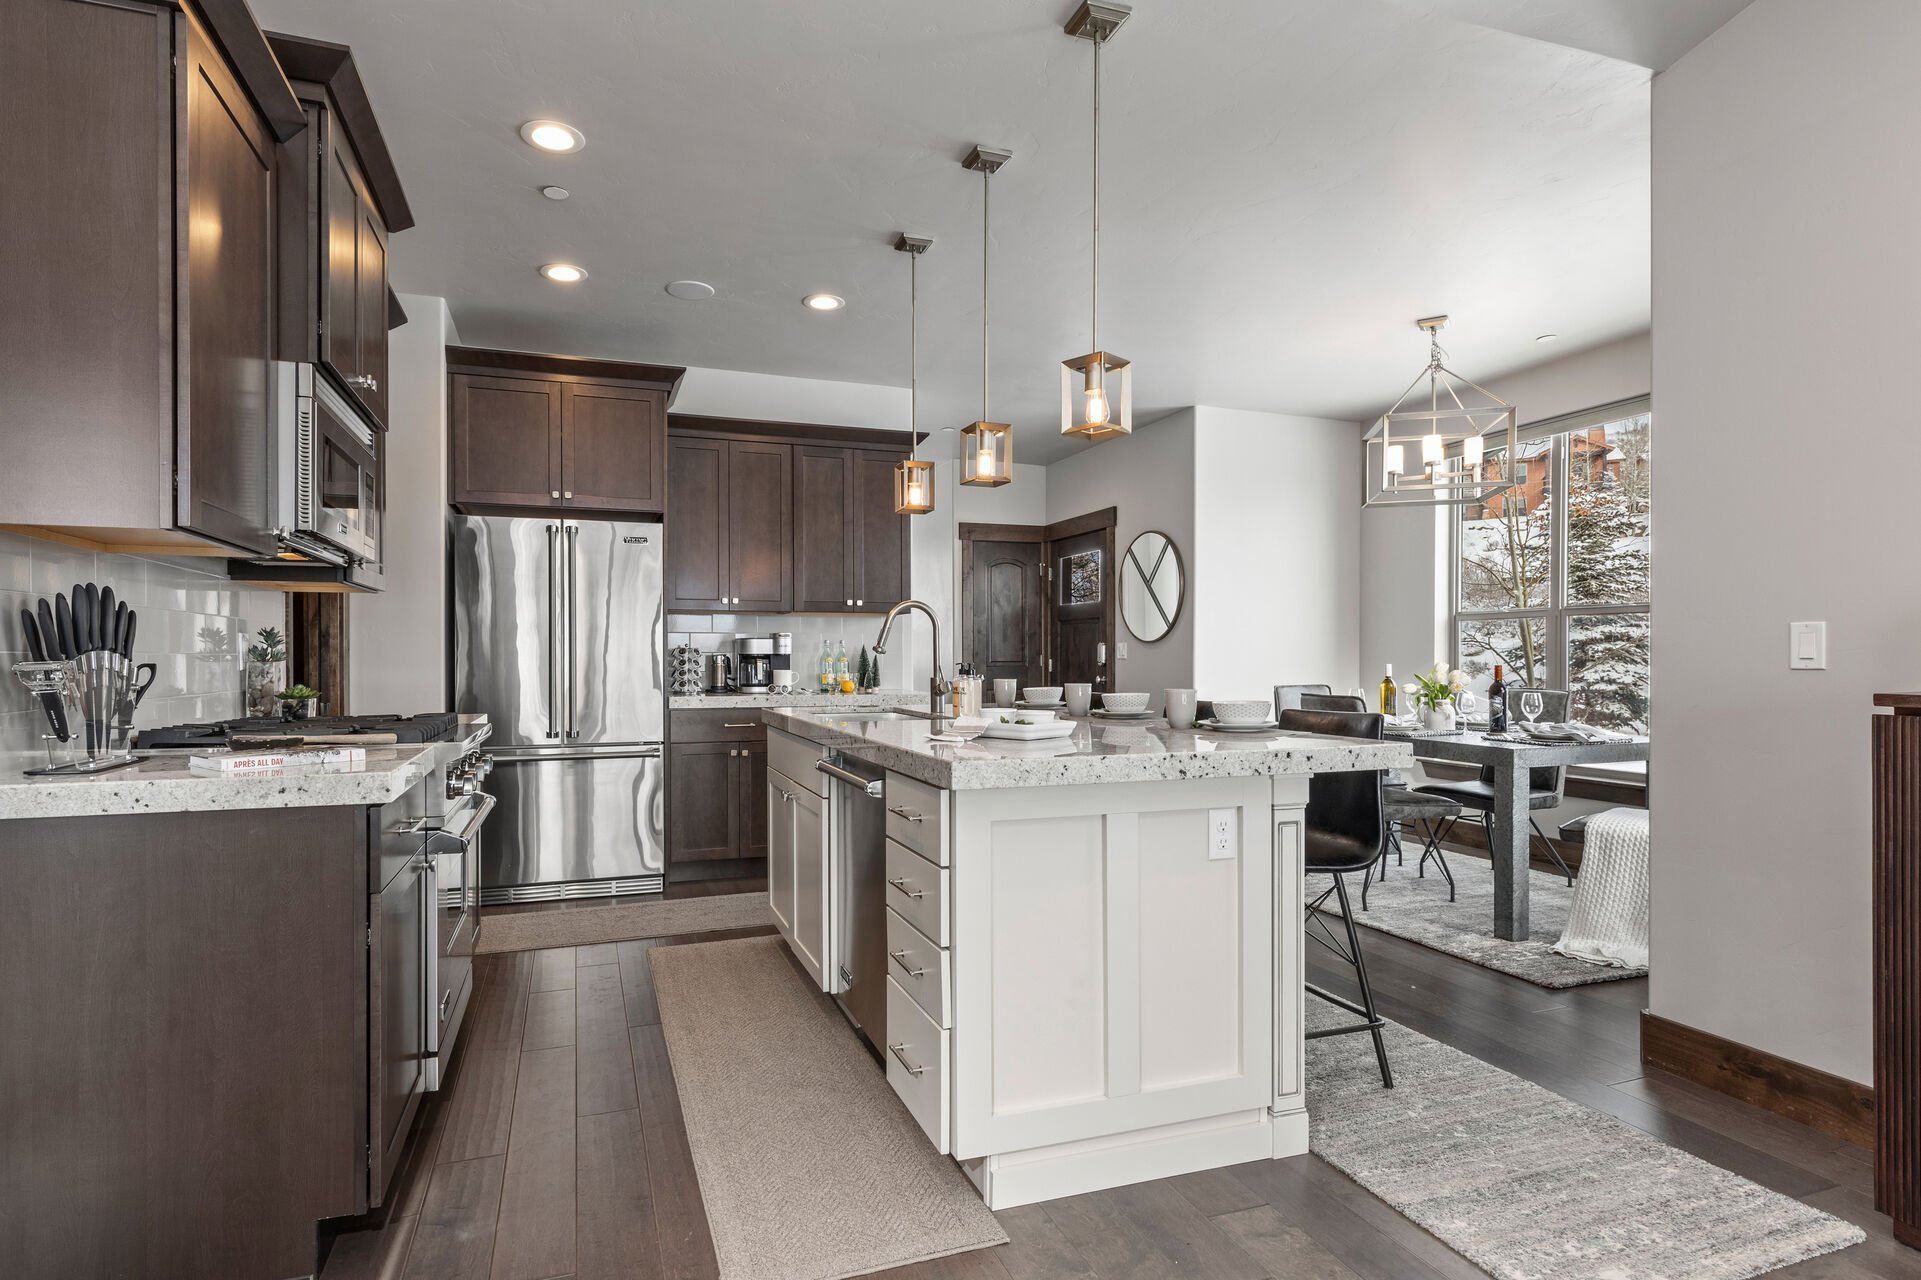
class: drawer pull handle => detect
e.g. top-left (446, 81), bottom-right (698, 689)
top-left (723, 722), bottom-right (756, 728)
top-left (887, 876), bottom-right (925, 900)
top-left (888, 1042), bottom-right (926, 1077)
top-left (888, 805), bottom-right (925, 823)
top-left (889, 948), bottom-right (926, 978)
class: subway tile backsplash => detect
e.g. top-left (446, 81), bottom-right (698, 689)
top-left (667, 613), bottom-right (906, 689)
top-left (0, 530), bottom-right (287, 757)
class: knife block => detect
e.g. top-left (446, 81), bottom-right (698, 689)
top-left (11, 655), bottom-right (141, 776)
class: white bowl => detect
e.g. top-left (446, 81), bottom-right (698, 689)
top-left (1211, 699), bottom-right (1273, 725)
top-left (990, 708), bottom-right (1056, 723)
top-left (1100, 691), bottom-right (1150, 714)
top-left (1023, 686), bottom-right (1063, 705)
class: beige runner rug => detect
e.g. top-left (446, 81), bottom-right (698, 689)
top-left (476, 891), bottom-right (773, 953)
top-left (649, 935), bottom-right (1007, 1280)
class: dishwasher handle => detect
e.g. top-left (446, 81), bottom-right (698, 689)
top-left (815, 759), bottom-right (883, 798)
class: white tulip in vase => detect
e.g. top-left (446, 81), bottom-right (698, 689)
top-left (1405, 662), bottom-right (1468, 732)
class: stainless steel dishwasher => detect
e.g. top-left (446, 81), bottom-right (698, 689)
top-left (821, 752), bottom-right (888, 1055)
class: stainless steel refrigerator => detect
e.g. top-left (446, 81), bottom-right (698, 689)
top-left (452, 514), bottom-right (666, 902)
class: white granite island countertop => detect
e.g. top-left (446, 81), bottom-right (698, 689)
top-left (671, 691), bottom-right (927, 711)
top-left (762, 707), bottom-right (1412, 791)
top-left (0, 746), bottom-right (439, 821)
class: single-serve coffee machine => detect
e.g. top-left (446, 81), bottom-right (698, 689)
top-left (770, 632), bottom-right (795, 691)
top-left (737, 637), bottom-right (774, 693)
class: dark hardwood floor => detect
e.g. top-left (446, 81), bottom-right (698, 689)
top-left (318, 890), bottom-right (1915, 1280)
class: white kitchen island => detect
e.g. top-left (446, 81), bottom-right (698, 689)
top-left (762, 707), bottom-right (1411, 1211)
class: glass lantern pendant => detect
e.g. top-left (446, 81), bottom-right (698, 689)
top-left (1061, 3), bottom-right (1133, 442)
top-left (1362, 315), bottom-right (1519, 507)
top-left (960, 145), bottom-right (1015, 487)
top-left (893, 234), bottom-right (936, 515)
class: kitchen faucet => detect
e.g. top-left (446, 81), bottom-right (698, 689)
top-left (872, 600), bottom-right (949, 721)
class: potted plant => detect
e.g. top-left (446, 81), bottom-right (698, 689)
top-left (245, 626), bottom-right (287, 718)
top-left (277, 684), bottom-right (321, 721)
top-left (1404, 662), bottom-right (1468, 732)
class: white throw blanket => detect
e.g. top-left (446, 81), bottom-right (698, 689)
top-left (1552, 807), bottom-right (1649, 969)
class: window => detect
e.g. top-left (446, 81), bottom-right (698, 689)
top-left (1455, 400), bottom-right (1650, 732)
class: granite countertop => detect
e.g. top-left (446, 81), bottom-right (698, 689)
top-left (671, 691), bottom-right (927, 711)
top-left (0, 746), bottom-right (440, 821)
top-left (763, 708), bottom-right (1413, 791)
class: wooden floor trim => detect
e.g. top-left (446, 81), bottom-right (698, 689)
top-left (1639, 1010), bottom-right (1875, 1149)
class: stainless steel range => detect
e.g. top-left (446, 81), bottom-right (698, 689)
top-left (138, 711), bottom-right (496, 1090)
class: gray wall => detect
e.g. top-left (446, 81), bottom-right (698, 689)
top-left (1649, 0), bottom-right (1913, 1084)
top-left (1045, 410), bottom-right (1198, 704)
top-left (0, 531), bottom-right (286, 754)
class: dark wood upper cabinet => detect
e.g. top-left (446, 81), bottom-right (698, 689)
top-left (450, 375), bottom-right (562, 507)
top-left (665, 418), bottom-right (915, 616)
top-left (270, 33), bottom-right (410, 432)
top-left (446, 348), bottom-right (684, 517)
top-left (853, 447), bottom-right (913, 610)
top-left (726, 441), bottom-right (795, 611)
top-left (0, 0), bottom-right (301, 558)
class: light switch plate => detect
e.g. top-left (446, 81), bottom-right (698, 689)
top-left (1790, 621), bottom-right (1827, 670)
top-left (1208, 808), bottom-right (1235, 859)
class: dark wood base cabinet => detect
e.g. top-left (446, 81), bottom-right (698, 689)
top-left (667, 710), bottom-right (769, 879)
top-left (0, 801), bottom-right (426, 1279)
top-left (1873, 696), bottom-right (1921, 1251)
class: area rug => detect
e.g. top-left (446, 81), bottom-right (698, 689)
top-left (1306, 1002), bottom-right (1865, 1280)
top-left (1342, 852), bottom-right (1646, 988)
top-left (649, 935), bottom-right (1006, 1280)
top-left (476, 891), bottom-right (773, 953)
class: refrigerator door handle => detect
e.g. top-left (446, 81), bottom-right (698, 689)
top-left (488, 746), bottom-right (663, 764)
top-left (545, 523), bottom-right (562, 739)
top-left (565, 523), bottom-right (580, 741)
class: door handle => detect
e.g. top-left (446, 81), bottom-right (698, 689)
top-left (546, 524), bottom-right (562, 739)
top-left (565, 523), bottom-right (579, 740)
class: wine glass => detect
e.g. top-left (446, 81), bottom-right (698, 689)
top-left (1519, 689), bottom-right (1545, 729)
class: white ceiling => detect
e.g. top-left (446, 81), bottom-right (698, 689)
top-left (253, 0), bottom-right (1666, 462)
top-left (1385, 0), bottom-right (1756, 72)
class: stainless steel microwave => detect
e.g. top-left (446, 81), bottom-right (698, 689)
top-left (269, 361), bottom-right (381, 567)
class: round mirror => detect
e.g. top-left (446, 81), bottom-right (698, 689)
top-left (1120, 530), bottom-right (1184, 643)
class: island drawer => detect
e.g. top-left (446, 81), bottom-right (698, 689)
top-left (885, 906), bottom-right (950, 1028)
top-left (885, 838), bottom-right (948, 946)
top-left (672, 709), bottom-right (767, 743)
top-left (769, 728), bottom-right (829, 798)
top-left (885, 772), bottom-right (948, 865)
top-left (885, 975), bottom-right (951, 1154)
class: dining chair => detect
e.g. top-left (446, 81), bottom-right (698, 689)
top-left (1298, 692), bottom-right (1424, 892)
top-left (1278, 707), bottom-right (1393, 1088)
top-left (1414, 687), bottom-right (1576, 884)
top-left (1274, 683), bottom-right (1333, 712)
top-left (1300, 693), bottom-right (1365, 712)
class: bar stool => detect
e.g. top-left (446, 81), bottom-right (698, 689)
top-left (1279, 707), bottom-right (1393, 1088)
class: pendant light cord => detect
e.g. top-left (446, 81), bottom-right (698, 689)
top-left (910, 249), bottom-right (919, 463)
top-left (982, 167), bottom-right (991, 421)
top-left (1091, 32), bottom-right (1101, 354)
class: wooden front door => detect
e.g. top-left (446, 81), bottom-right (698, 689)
top-left (962, 534), bottom-right (1044, 689)
top-left (1047, 523), bottom-right (1115, 691)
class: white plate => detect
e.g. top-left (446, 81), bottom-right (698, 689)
top-left (1014, 700), bottom-right (1065, 711)
top-left (1198, 717), bottom-right (1281, 733)
top-left (1089, 708), bottom-right (1154, 720)
top-left (977, 718), bottom-right (1078, 741)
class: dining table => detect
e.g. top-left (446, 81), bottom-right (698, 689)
top-left (1396, 726), bottom-right (1651, 940)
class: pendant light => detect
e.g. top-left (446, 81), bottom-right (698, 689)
top-left (1061, 2), bottom-right (1133, 442)
top-left (893, 233), bottom-right (936, 515)
top-left (960, 145), bottom-right (1014, 487)
top-left (1363, 315), bottom-right (1519, 507)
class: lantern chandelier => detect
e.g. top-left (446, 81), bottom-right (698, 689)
top-left (1362, 315), bottom-right (1519, 507)
top-left (960, 145), bottom-right (1013, 486)
top-left (893, 233), bottom-right (936, 515)
top-left (1060, 1), bottom-right (1132, 442)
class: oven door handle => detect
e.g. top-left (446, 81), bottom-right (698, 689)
top-left (424, 792), bottom-right (496, 855)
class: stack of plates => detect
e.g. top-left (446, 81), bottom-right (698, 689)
top-left (1198, 717), bottom-right (1279, 733)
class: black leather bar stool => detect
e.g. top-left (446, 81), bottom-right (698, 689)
top-left (1415, 687), bottom-right (1577, 885)
top-left (1279, 707), bottom-right (1393, 1088)
top-left (1298, 693), bottom-right (1451, 904)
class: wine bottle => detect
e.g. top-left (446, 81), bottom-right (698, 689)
top-left (818, 640), bottom-right (834, 692)
top-left (1488, 664), bottom-right (1508, 732)
top-left (1379, 664), bottom-right (1397, 716)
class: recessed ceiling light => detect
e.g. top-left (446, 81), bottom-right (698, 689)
top-left (520, 120), bottom-right (585, 154)
top-left (1536, 333), bottom-right (1558, 343)
top-left (539, 263), bottom-right (587, 283)
top-left (540, 185), bottom-right (571, 201)
top-left (666, 280), bottom-right (717, 301)
top-left (803, 293), bottom-right (846, 312)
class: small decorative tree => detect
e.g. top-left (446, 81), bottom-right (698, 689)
top-left (245, 626), bottom-right (287, 717)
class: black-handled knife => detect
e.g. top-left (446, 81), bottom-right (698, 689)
top-left (54, 593), bottom-right (74, 659)
top-left (98, 586), bottom-right (115, 653)
top-left (81, 583), bottom-right (100, 654)
top-left (113, 601), bottom-right (129, 658)
top-left (122, 609), bottom-right (137, 659)
top-left (19, 608), bottom-right (70, 742)
top-left (37, 599), bottom-right (59, 660)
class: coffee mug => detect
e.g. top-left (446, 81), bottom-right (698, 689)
top-left (1063, 682), bottom-right (1094, 716)
top-left (1164, 688), bottom-right (1198, 729)
top-left (993, 677), bottom-right (1018, 707)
